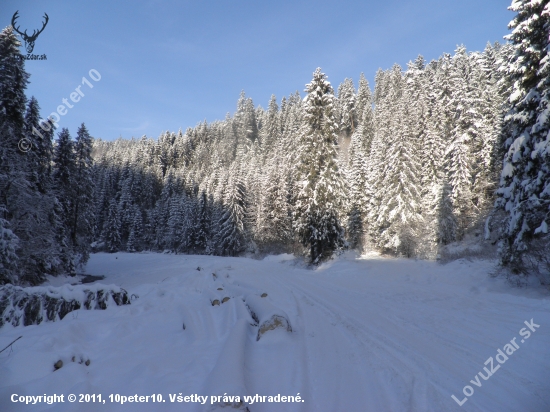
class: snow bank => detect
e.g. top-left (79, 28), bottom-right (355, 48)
top-left (0, 283), bottom-right (130, 328)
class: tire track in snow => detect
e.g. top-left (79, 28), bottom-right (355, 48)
top-left (270, 273), bottom-right (459, 411)
top-left (196, 268), bottom-right (303, 411)
top-left (265, 275), bottom-right (408, 411)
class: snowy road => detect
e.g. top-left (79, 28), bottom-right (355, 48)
top-left (1, 252), bottom-right (549, 411)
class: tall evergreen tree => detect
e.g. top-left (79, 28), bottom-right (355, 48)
top-left (53, 128), bottom-right (77, 273)
top-left (0, 205), bottom-right (19, 285)
top-left (71, 123), bottom-right (95, 266)
top-left (53, 129), bottom-right (75, 196)
top-left (257, 158), bottom-right (292, 247)
top-left (23, 97), bottom-right (42, 191)
top-left (0, 27), bottom-right (28, 189)
top-left (233, 91), bottom-right (259, 147)
top-left (371, 65), bottom-right (424, 256)
top-left (21, 99), bottom-right (67, 279)
top-left (0, 27), bottom-right (28, 283)
top-left (445, 46), bottom-right (478, 238)
top-left (261, 94), bottom-right (280, 155)
top-left (195, 190), bottom-right (210, 252)
top-left (166, 194), bottom-right (185, 252)
top-left (495, 0), bottom-right (550, 270)
top-left (336, 78), bottom-right (357, 138)
top-left (216, 164), bottom-right (246, 256)
top-left (104, 199), bottom-right (122, 253)
top-left (294, 68), bottom-right (346, 263)
top-left (355, 73), bottom-right (372, 125)
top-left (433, 180), bottom-right (457, 246)
top-left (53, 129), bottom-right (75, 220)
top-left (347, 128), bottom-right (369, 250)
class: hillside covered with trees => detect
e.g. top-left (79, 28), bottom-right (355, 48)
top-left (1, 0), bottom-right (549, 286)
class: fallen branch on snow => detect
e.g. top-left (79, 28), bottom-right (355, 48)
top-left (0, 336), bottom-right (22, 354)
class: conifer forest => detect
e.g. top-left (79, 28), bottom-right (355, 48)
top-left (1, 0), bottom-right (549, 287)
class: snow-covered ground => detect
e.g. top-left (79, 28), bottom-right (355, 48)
top-left (1, 252), bottom-right (549, 411)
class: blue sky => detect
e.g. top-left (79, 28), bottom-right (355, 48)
top-left (2, 0), bottom-right (512, 141)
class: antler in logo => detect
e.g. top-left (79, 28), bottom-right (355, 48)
top-left (11, 11), bottom-right (49, 54)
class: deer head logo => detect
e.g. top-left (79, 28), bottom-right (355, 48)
top-left (11, 11), bottom-right (49, 54)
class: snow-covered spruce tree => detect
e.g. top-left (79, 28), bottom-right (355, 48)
top-left (346, 130), bottom-right (368, 250)
top-left (104, 199), bottom-right (121, 253)
top-left (152, 171), bottom-right (177, 250)
top-left (0, 205), bottom-right (19, 285)
top-left (433, 179), bottom-right (457, 246)
top-left (419, 63), bottom-right (448, 247)
top-left (355, 73), bottom-right (372, 126)
top-left (23, 97), bottom-right (43, 191)
top-left (260, 95), bottom-right (280, 156)
top-left (166, 194), bottom-right (185, 252)
top-left (0, 27), bottom-right (26, 283)
top-left (336, 78), bottom-right (357, 138)
top-left (346, 77), bottom-right (375, 250)
top-left (216, 164), bottom-right (247, 256)
top-left (53, 128), bottom-right (75, 200)
top-left (92, 164), bottom-right (116, 242)
top-left (495, 0), bottom-right (550, 272)
top-left (281, 92), bottom-right (303, 160)
top-left (371, 65), bottom-right (423, 256)
top-left (128, 204), bottom-right (143, 252)
top-left (421, 61), bottom-right (446, 197)
top-left (241, 143), bottom-right (257, 234)
top-left (366, 69), bottom-right (391, 245)
top-left (474, 43), bottom-right (508, 210)
top-left (53, 130), bottom-right (75, 222)
top-left (126, 227), bottom-right (137, 253)
top-left (255, 157), bottom-right (293, 249)
top-left (178, 179), bottom-right (202, 246)
top-left (346, 85), bottom-right (373, 250)
top-left (294, 68), bottom-right (346, 263)
top-left (194, 190), bottom-right (210, 253)
top-left (233, 91), bottom-right (259, 147)
top-left (0, 27), bottom-right (28, 193)
top-left (117, 167), bottom-right (135, 242)
top-left (20, 99), bottom-right (70, 280)
top-left (23, 98), bottom-right (54, 194)
top-left (402, 56), bottom-right (442, 256)
top-left (445, 46), bottom-right (478, 239)
top-left (209, 169), bottom-right (227, 252)
top-left (154, 135), bottom-right (169, 180)
top-left (71, 123), bottom-right (95, 266)
top-left (277, 101), bottom-right (299, 235)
